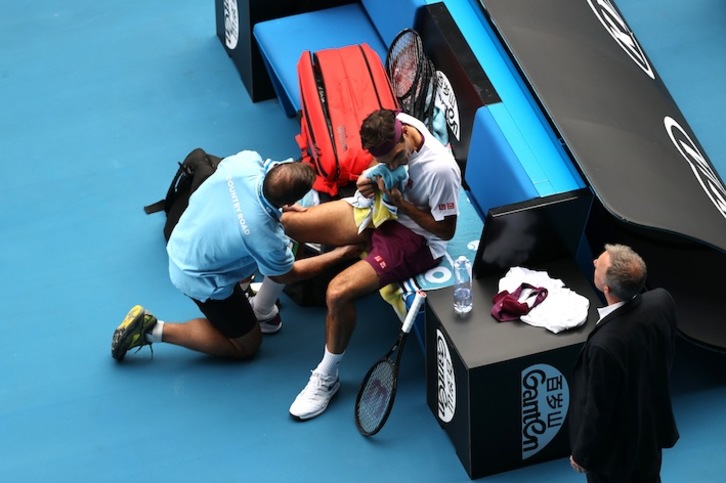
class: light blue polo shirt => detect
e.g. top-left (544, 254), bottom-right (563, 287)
top-left (167, 151), bottom-right (295, 301)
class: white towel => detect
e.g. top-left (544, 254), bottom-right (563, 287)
top-left (498, 266), bottom-right (589, 333)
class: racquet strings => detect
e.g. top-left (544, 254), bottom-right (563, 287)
top-left (414, 57), bottom-right (437, 128)
top-left (387, 29), bottom-right (438, 130)
top-left (355, 360), bottom-right (396, 435)
top-left (387, 30), bottom-right (424, 114)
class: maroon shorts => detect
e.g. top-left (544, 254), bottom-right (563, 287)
top-left (364, 221), bottom-right (440, 287)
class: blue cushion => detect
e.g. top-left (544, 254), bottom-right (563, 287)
top-left (465, 106), bottom-right (539, 220)
top-left (254, 4), bottom-right (387, 117)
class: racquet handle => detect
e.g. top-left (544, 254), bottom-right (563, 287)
top-left (401, 290), bottom-right (427, 334)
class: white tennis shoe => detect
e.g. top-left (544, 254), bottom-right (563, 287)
top-left (289, 370), bottom-right (340, 420)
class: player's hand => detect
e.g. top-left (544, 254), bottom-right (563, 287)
top-left (377, 176), bottom-right (402, 206)
top-left (356, 176), bottom-right (378, 198)
top-left (332, 243), bottom-right (366, 260)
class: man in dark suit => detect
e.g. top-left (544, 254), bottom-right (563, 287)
top-left (569, 244), bottom-right (679, 482)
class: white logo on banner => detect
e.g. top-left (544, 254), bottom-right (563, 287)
top-left (423, 265), bottom-right (451, 286)
top-left (223, 0), bottom-right (240, 50)
top-left (521, 364), bottom-right (568, 459)
top-left (436, 329), bottom-right (456, 423)
top-left (587, 0), bottom-right (655, 79)
top-left (435, 71), bottom-right (461, 141)
top-left (664, 116), bottom-right (726, 220)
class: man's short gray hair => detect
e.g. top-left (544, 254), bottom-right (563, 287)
top-left (604, 243), bottom-right (647, 301)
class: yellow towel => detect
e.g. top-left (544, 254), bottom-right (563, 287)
top-left (353, 192), bottom-right (398, 233)
top-left (352, 195), bottom-right (407, 321)
top-left (379, 282), bottom-right (407, 322)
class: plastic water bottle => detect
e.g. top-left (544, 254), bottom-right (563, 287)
top-left (453, 256), bottom-right (473, 315)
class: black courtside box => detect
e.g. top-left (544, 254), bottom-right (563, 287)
top-left (425, 190), bottom-right (602, 479)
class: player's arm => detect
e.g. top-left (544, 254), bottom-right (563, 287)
top-left (376, 170), bottom-right (458, 240)
top-left (392, 195), bottom-right (457, 240)
top-left (269, 244), bottom-right (363, 284)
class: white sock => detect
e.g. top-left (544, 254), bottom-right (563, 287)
top-left (145, 320), bottom-right (164, 343)
top-left (314, 346), bottom-right (344, 378)
top-left (253, 277), bottom-right (284, 317)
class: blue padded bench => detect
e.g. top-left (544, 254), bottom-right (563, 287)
top-left (253, 0), bottom-right (425, 117)
top-left (244, 0), bottom-right (585, 211)
top-left (436, 0), bottom-right (585, 218)
top-left (252, 0), bottom-right (587, 256)
top-left (465, 106), bottom-right (539, 218)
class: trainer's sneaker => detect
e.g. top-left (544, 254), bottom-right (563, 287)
top-left (258, 312), bottom-right (282, 334)
top-left (249, 295), bottom-right (283, 334)
top-left (289, 370), bottom-right (340, 421)
top-left (111, 305), bottom-right (157, 361)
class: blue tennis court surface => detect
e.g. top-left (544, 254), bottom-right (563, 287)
top-left (1, 2), bottom-right (724, 482)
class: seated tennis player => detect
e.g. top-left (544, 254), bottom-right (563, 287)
top-left (259, 108), bottom-right (462, 420)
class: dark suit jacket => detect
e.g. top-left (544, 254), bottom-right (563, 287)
top-left (569, 288), bottom-right (679, 477)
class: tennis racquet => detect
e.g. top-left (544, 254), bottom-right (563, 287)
top-left (354, 290), bottom-right (427, 436)
top-left (386, 29), bottom-right (437, 130)
top-left (414, 57), bottom-right (437, 129)
top-left (386, 29), bottom-right (425, 117)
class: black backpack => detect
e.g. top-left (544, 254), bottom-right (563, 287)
top-left (144, 148), bottom-right (222, 241)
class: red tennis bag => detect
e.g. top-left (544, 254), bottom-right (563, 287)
top-left (295, 43), bottom-right (399, 197)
